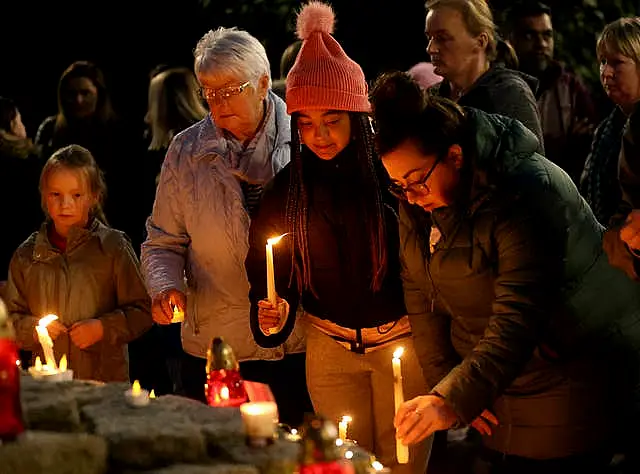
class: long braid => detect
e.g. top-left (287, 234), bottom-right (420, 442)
top-left (286, 112), bottom-right (389, 296)
top-left (352, 112), bottom-right (387, 291)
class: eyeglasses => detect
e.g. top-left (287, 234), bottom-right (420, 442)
top-left (199, 81), bottom-right (251, 102)
top-left (389, 156), bottom-right (442, 201)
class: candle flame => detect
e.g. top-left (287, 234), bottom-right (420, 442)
top-left (39, 314), bottom-right (59, 328)
top-left (59, 354), bottom-right (67, 372)
top-left (341, 415), bottom-right (352, 423)
top-left (132, 380), bottom-right (141, 396)
top-left (220, 385), bottom-right (230, 400)
top-left (35, 356), bottom-right (42, 371)
top-left (345, 450), bottom-right (354, 460)
top-left (372, 461), bottom-right (385, 471)
top-left (335, 439), bottom-right (344, 447)
top-left (393, 347), bottom-right (404, 359)
top-left (267, 233), bottom-right (287, 246)
top-left (149, 390), bottom-right (156, 399)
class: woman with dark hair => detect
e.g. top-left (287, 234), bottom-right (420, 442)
top-left (246, 3), bottom-right (431, 472)
top-left (35, 60), bottom-right (143, 251)
top-left (368, 70), bottom-right (640, 473)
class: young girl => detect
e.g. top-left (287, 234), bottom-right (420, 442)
top-left (4, 144), bottom-right (152, 382)
top-left (245, 2), bottom-right (431, 472)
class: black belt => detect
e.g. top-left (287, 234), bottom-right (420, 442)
top-left (330, 330), bottom-right (411, 354)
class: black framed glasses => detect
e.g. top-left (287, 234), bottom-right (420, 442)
top-left (389, 156), bottom-right (442, 201)
top-left (199, 81), bottom-right (251, 102)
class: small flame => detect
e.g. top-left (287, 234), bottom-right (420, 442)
top-left (132, 380), bottom-right (142, 396)
top-left (220, 385), bottom-right (230, 400)
top-left (393, 347), bottom-right (404, 359)
top-left (291, 428), bottom-right (298, 436)
top-left (335, 439), bottom-right (344, 447)
top-left (39, 314), bottom-right (59, 328)
top-left (149, 390), bottom-right (156, 399)
top-left (59, 354), bottom-right (67, 372)
top-left (35, 356), bottom-right (42, 371)
top-left (372, 461), bottom-right (385, 471)
top-left (345, 450), bottom-right (354, 460)
top-left (267, 233), bottom-right (287, 246)
top-left (341, 415), bottom-right (352, 423)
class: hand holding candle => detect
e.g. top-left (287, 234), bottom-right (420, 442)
top-left (262, 234), bottom-right (288, 335)
top-left (392, 347), bottom-right (409, 464)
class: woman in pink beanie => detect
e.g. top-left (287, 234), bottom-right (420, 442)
top-left (245, 2), bottom-right (431, 472)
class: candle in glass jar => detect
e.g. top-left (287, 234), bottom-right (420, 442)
top-left (392, 347), bottom-right (409, 464)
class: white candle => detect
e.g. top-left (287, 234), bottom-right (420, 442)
top-left (240, 401), bottom-right (278, 447)
top-left (36, 314), bottom-right (59, 370)
top-left (392, 347), bottom-right (409, 464)
top-left (266, 235), bottom-right (286, 305)
top-left (338, 415), bottom-right (352, 441)
top-left (28, 354), bottom-right (73, 382)
top-left (125, 380), bottom-right (150, 407)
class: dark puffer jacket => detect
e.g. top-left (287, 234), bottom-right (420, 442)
top-left (401, 108), bottom-right (640, 459)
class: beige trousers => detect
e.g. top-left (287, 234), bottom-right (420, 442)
top-left (305, 323), bottom-right (433, 474)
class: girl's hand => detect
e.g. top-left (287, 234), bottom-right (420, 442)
top-left (33, 320), bottom-right (67, 343)
top-left (257, 297), bottom-right (289, 335)
top-left (70, 319), bottom-right (104, 349)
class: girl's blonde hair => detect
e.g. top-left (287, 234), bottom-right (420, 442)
top-left (426, 0), bottom-right (498, 61)
top-left (39, 144), bottom-right (108, 224)
top-left (597, 17), bottom-right (640, 64)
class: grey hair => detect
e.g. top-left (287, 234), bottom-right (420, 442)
top-left (194, 27), bottom-right (272, 88)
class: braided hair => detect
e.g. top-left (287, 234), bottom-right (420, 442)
top-left (286, 112), bottom-right (388, 295)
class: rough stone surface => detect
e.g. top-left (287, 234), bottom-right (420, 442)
top-left (82, 395), bottom-right (208, 469)
top-left (0, 431), bottom-right (108, 474)
top-left (1, 375), bottom-right (370, 473)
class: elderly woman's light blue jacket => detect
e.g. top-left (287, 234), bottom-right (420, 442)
top-left (141, 91), bottom-right (305, 360)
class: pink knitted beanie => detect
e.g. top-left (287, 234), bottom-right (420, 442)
top-left (286, 1), bottom-right (370, 114)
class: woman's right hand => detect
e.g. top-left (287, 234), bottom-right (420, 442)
top-left (152, 288), bottom-right (186, 325)
top-left (257, 297), bottom-right (289, 335)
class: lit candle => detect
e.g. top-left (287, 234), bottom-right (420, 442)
top-left (338, 415), bottom-right (351, 441)
top-left (36, 314), bottom-right (59, 370)
top-left (240, 401), bottom-right (278, 447)
top-left (265, 234), bottom-right (287, 335)
top-left (28, 354), bottom-right (73, 381)
top-left (149, 390), bottom-right (156, 399)
top-left (125, 380), bottom-right (150, 407)
top-left (392, 347), bottom-right (409, 464)
top-left (170, 302), bottom-right (184, 323)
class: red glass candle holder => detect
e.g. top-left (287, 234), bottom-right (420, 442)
top-left (0, 338), bottom-right (24, 442)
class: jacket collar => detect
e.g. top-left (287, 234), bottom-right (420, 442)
top-left (33, 219), bottom-right (108, 262)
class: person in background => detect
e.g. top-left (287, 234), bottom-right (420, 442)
top-left (506, 1), bottom-right (597, 183)
top-left (426, 0), bottom-right (544, 152)
top-left (141, 26), bottom-right (311, 427)
top-left (4, 145), bottom-right (152, 382)
top-left (34, 60), bottom-right (144, 252)
top-left (271, 40), bottom-right (303, 101)
top-left (129, 67), bottom-right (208, 396)
top-left (369, 70), bottom-right (640, 474)
top-left (247, 3), bottom-right (431, 472)
top-left (0, 97), bottom-right (42, 282)
top-left (583, 17), bottom-right (640, 229)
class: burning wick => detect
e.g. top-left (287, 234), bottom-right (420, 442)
top-left (125, 380), bottom-right (150, 407)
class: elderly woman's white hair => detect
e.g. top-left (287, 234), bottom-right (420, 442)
top-left (194, 27), bottom-right (272, 88)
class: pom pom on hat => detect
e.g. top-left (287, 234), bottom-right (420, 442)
top-left (296, 1), bottom-right (335, 40)
top-left (286, 1), bottom-right (370, 114)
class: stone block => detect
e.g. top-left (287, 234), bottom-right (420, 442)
top-left (125, 464), bottom-right (260, 474)
top-left (82, 395), bottom-right (208, 469)
top-left (21, 379), bottom-right (81, 432)
top-left (211, 437), bottom-right (300, 474)
top-left (0, 431), bottom-right (107, 474)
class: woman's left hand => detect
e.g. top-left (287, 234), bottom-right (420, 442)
top-left (394, 395), bottom-right (459, 445)
top-left (70, 319), bottom-right (104, 349)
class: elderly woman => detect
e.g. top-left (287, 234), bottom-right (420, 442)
top-left (369, 70), bottom-right (640, 474)
top-left (425, 0), bottom-right (544, 151)
top-left (581, 17), bottom-right (640, 227)
top-left (141, 27), bottom-right (310, 427)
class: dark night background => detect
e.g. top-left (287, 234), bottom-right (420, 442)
top-left (1, 0), bottom-right (638, 138)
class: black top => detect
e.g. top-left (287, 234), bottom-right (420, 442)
top-left (245, 144), bottom-right (406, 348)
